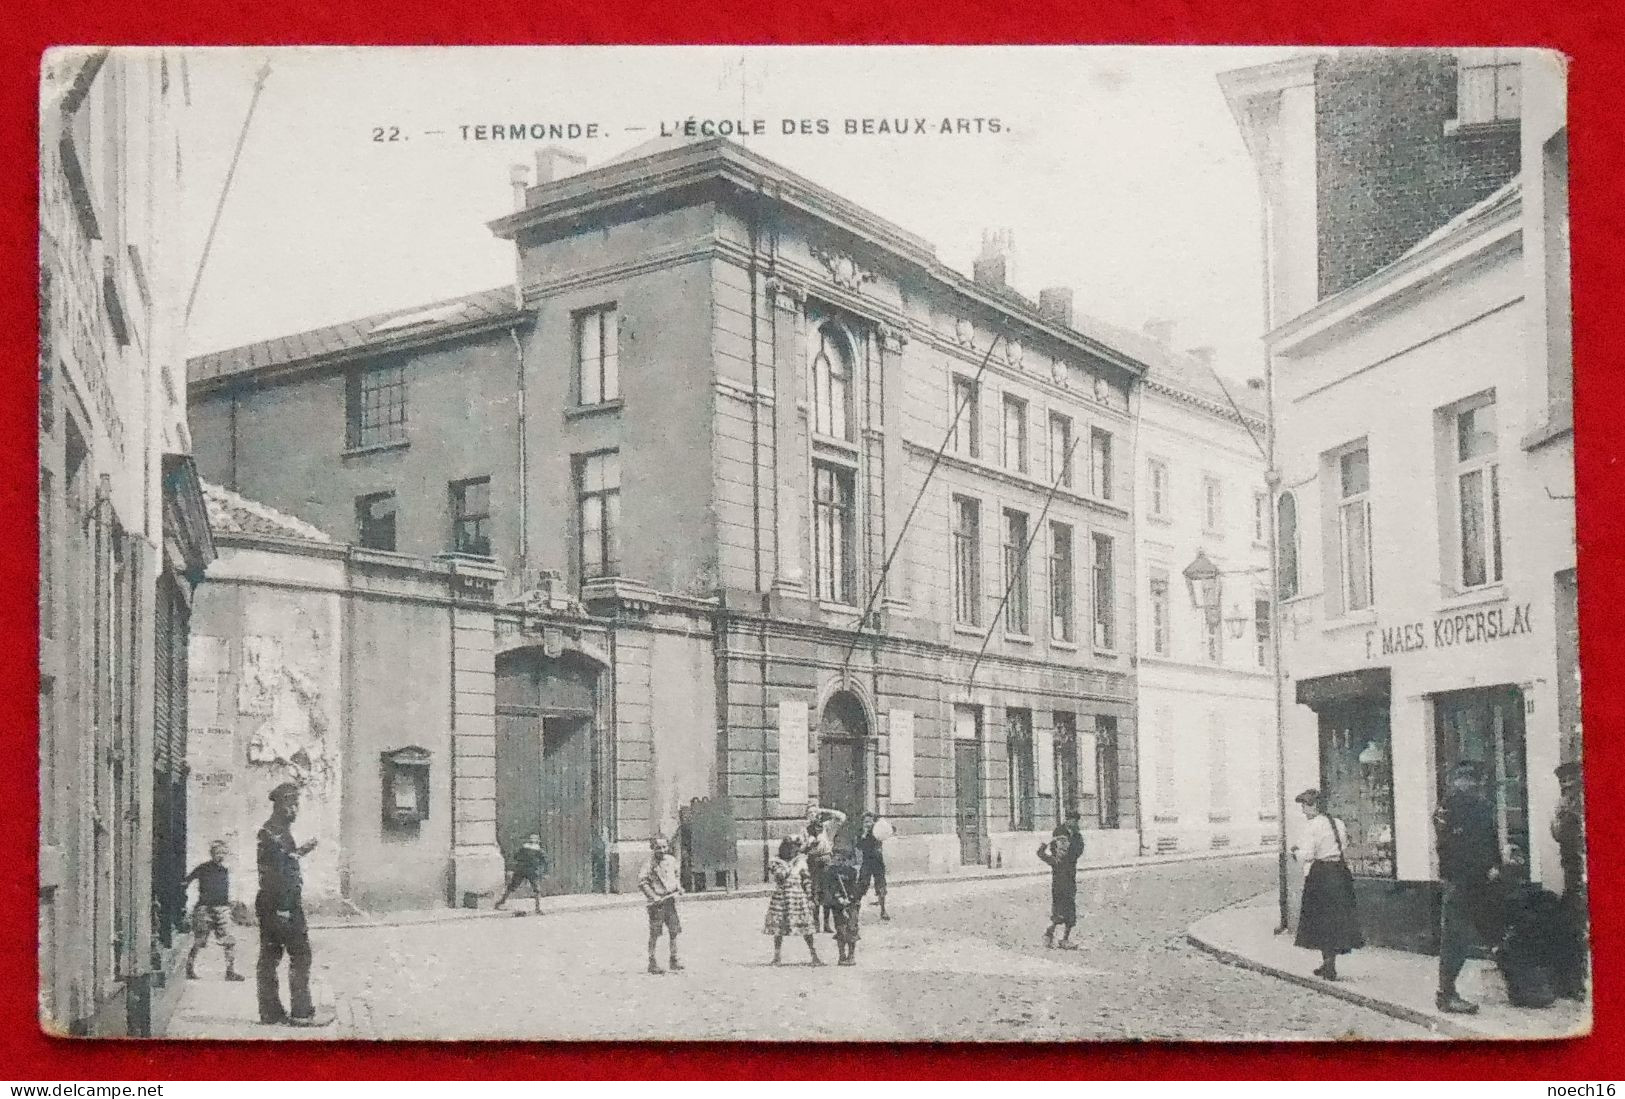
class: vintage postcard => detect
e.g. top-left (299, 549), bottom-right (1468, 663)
top-left (37, 45), bottom-right (1585, 1041)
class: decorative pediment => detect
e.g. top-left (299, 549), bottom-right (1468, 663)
top-left (810, 246), bottom-right (876, 293)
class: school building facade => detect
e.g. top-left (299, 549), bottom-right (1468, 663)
top-left (186, 138), bottom-right (1155, 904)
top-left (1223, 49), bottom-right (1577, 949)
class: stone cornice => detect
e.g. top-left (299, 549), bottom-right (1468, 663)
top-left (901, 438), bottom-right (1133, 522)
top-left (1142, 375), bottom-right (1268, 432)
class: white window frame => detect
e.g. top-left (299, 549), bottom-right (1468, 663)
top-left (812, 324), bottom-right (855, 442)
top-left (574, 304), bottom-right (619, 406)
top-left (1049, 520), bottom-right (1074, 643)
top-left (952, 493), bottom-right (981, 627)
top-left (1338, 447), bottom-right (1375, 612)
top-left (1048, 412), bottom-right (1073, 489)
top-left (1149, 568), bottom-right (1170, 657)
top-left (1148, 458), bottom-right (1170, 521)
top-left (1003, 394), bottom-right (1028, 474)
top-left (1003, 507), bottom-right (1031, 636)
top-left (1090, 427), bottom-right (1114, 501)
top-left (1454, 397), bottom-right (1504, 590)
top-left (1091, 531), bottom-right (1116, 652)
top-left (1202, 474), bottom-right (1223, 536)
top-left (950, 374), bottom-right (980, 459)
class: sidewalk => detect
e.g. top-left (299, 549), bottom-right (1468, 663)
top-left (1187, 892), bottom-right (1590, 1040)
top-left (306, 845), bottom-right (1274, 930)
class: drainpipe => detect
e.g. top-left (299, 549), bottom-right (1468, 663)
top-left (509, 164), bottom-right (530, 575)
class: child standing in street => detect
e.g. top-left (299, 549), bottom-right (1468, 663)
top-left (495, 833), bottom-right (549, 914)
top-left (1037, 826), bottom-right (1082, 950)
top-left (638, 834), bottom-right (684, 975)
top-left (825, 850), bottom-right (863, 966)
top-left (763, 835), bottom-right (821, 966)
top-left (182, 839), bottom-right (245, 981)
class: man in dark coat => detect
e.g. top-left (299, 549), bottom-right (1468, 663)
top-left (1549, 759), bottom-right (1589, 999)
top-left (1434, 760), bottom-right (1504, 1014)
top-left (256, 781), bottom-right (332, 1027)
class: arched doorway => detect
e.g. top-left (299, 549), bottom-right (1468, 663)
top-left (495, 648), bottom-right (603, 895)
top-left (817, 691), bottom-right (869, 851)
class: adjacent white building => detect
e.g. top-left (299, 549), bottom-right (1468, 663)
top-left (1132, 338), bottom-right (1275, 856)
top-left (1223, 49), bottom-right (1575, 949)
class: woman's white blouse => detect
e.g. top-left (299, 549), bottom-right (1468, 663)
top-left (1297, 814), bottom-right (1349, 863)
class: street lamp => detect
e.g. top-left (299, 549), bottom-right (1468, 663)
top-left (1182, 549), bottom-right (1222, 628)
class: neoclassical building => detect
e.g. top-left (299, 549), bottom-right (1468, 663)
top-left (187, 138), bottom-right (1156, 902)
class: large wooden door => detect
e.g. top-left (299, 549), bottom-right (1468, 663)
top-left (495, 710), bottom-right (543, 871)
top-left (818, 737), bottom-right (865, 850)
top-left (955, 739), bottom-right (985, 865)
top-left (541, 717), bottom-right (595, 895)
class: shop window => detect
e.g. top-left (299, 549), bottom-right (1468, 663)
top-left (1002, 508), bottom-right (1030, 635)
top-left (1277, 491), bottom-right (1300, 599)
top-left (950, 375), bottom-right (980, 458)
top-left (1007, 708), bottom-right (1035, 830)
top-left (1435, 687), bottom-right (1529, 877)
top-left (952, 494), bottom-right (981, 626)
top-left (356, 492), bottom-right (397, 551)
top-left (1317, 705), bottom-right (1396, 877)
top-left (812, 461), bottom-right (855, 604)
top-left (812, 324), bottom-right (854, 441)
top-left (574, 304), bottom-right (619, 406)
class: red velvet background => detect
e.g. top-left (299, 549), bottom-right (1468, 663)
top-left (3, 0), bottom-right (1620, 1079)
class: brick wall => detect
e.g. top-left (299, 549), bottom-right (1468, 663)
top-left (1315, 51), bottom-right (1520, 299)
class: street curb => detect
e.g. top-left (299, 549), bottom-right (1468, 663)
top-left (310, 846), bottom-right (1274, 930)
top-left (1184, 906), bottom-right (1474, 1040)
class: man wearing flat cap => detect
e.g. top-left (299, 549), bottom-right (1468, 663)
top-left (256, 781), bottom-right (330, 1026)
top-left (1433, 759), bottom-right (1503, 1014)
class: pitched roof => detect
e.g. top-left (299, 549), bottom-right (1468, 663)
top-left (187, 286), bottom-right (521, 386)
top-left (202, 481), bottom-right (333, 542)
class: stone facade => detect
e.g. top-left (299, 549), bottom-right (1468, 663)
top-left (188, 139), bottom-right (1155, 897)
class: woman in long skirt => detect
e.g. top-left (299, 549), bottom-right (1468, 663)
top-left (1290, 787), bottom-right (1364, 980)
top-left (763, 836), bottom-right (821, 965)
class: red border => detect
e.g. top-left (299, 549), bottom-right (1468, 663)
top-left (5, 0), bottom-right (1622, 1079)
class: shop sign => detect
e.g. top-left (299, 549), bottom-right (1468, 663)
top-left (1364, 602), bottom-right (1533, 661)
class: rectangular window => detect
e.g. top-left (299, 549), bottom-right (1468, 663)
top-left (1092, 532), bottom-right (1116, 650)
top-left (356, 492), bottom-right (398, 551)
top-left (1048, 413), bottom-right (1073, 488)
top-left (1339, 447), bottom-right (1374, 611)
top-left (1255, 596), bottom-right (1271, 667)
top-left (575, 305), bottom-right (619, 405)
top-left (1457, 58), bottom-right (1521, 125)
top-left (812, 462), bottom-right (856, 604)
top-left (1277, 492), bottom-right (1300, 600)
top-left (1456, 402), bottom-right (1503, 589)
top-left (1149, 568), bottom-right (1170, 656)
top-left (1007, 708), bottom-right (1035, 831)
top-left (1049, 522), bottom-right (1074, 643)
top-left (576, 451), bottom-right (621, 583)
top-left (1003, 395), bottom-right (1028, 473)
top-left (1202, 475), bottom-right (1223, 534)
top-left (346, 362), bottom-right (407, 449)
top-left (952, 495), bottom-right (981, 627)
top-left (1003, 509), bottom-right (1030, 635)
top-left (1090, 428), bottom-right (1114, 500)
top-left (950, 375), bottom-right (980, 458)
top-left (1253, 492), bottom-right (1268, 544)
top-left (1148, 458), bottom-right (1169, 520)
top-left (450, 477), bottom-right (492, 557)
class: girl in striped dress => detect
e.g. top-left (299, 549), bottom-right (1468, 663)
top-left (764, 835), bottom-right (822, 965)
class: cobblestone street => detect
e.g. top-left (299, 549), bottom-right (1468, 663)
top-left (170, 854), bottom-right (1430, 1041)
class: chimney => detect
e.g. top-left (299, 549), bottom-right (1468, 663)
top-left (972, 228), bottom-right (1015, 289)
top-left (535, 146), bottom-right (587, 185)
top-left (1188, 345), bottom-right (1217, 370)
top-left (509, 163), bottom-right (531, 211)
top-left (1142, 317), bottom-right (1174, 348)
top-left (1038, 286), bottom-right (1075, 327)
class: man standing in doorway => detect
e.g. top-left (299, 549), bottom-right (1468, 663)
top-left (1434, 760), bottom-right (1503, 1014)
top-left (256, 781), bottom-right (332, 1027)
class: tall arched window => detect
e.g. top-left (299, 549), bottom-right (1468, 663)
top-left (1277, 491), bottom-right (1300, 600)
top-left (812, 325), bottom-right (853, 441)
